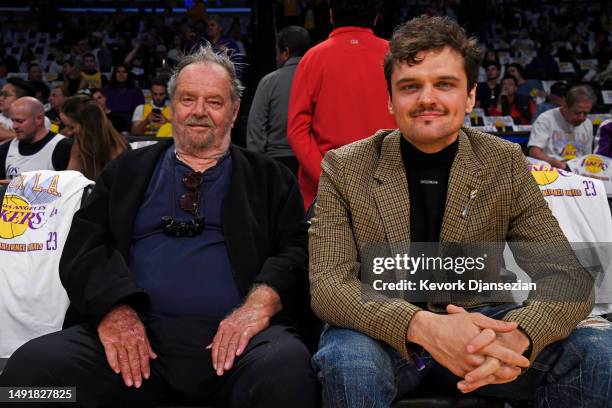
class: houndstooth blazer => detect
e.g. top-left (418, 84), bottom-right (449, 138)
top-left (309, 126), bottom-right (594, 362)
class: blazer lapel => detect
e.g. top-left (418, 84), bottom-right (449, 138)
top-left (373, 130), bottom-right (411, 246)
top-left (439, 129), bottom-right (483, 242)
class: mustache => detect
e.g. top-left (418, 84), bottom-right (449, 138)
top-left (184, 117), bottom-right (216, 128)
top-left (410, 107), bottom-right (448, 116)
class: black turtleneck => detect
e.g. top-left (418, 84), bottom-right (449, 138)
top-left (400, 135), bottom-right (458, 242)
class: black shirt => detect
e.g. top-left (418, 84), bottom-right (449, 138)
top-left (0, 131), bottom-right (73, 179)
top-left (476, 81), bottom-right (501, 112)
top-left (400, 135), bottom-right (458, 242)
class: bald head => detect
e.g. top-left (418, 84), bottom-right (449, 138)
top-left (10, 97), bottom-right (47, 143)
top-left (11, 96), bottom-right (45, 116)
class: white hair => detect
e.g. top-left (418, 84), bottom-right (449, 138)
top-left (167, 43), bottom-right (244, 103)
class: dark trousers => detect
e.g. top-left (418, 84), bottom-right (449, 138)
top-left (0, 317), bottom-right (319, 408)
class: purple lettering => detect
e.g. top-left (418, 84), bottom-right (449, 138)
top-left (18, 212), bottom-right (35, 225)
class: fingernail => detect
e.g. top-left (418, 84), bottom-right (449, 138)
top-left (224, 362), bottom-right (231, 370)
top-left (135, 380), bottom-right (141, 388)
top-left (144, 373), bottom-right (150, 380)
top-left (126, 379), bottom-right (133, 387)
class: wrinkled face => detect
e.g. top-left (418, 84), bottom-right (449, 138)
top-left (561, 100), bottom-right (593, 127)
top-left (83, 56), bottom-right (96, 70)
top-left (115, 66), bottom-right (128, 83)
top-left (207, 20), bottom-right (223, 39)
top-left (92, 91), bottom-right (107, 109)
top-left (48, 88), bottom-right (66, 110)
top-left (28, 65), bottom-right (43, 82)
top-left (485, 65), bottom-right (499, 81)
top-left (502, 77), bottom-right (517, 97)
top-left (59, 112), bottom-right (82, 137)
top-left (151, 84), bottom-right (167, 107)
top-left (172, 63), bottom-right (239, 153)
top-left (388, 47), bottom-right (475, 153)
top-left (0, 84), bottom-right (18, 115)
top-left (10, 104), bottom-right (43, 142)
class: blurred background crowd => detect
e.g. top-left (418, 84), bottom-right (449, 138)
top-left (0, 0), bottom-right (608, 145)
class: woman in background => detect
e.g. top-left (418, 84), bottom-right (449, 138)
top-left (102, 63), bottom-right (145, 125)
top-left (60, 94), bottom-right (129, 180)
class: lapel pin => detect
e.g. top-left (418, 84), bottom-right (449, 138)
top-left (461, 189), bottom-right (478, 218)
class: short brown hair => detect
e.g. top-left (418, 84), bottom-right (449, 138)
top-left (384, 15), bottom-right (481, 95)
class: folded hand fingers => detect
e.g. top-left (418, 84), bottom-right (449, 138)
top-left (464, 357), bottom-right (500, 384)
top-left (482, 342), bottom-right (530, 368)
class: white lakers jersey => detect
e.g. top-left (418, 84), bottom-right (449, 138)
top-left (0, 170), bottom-right (93, 357)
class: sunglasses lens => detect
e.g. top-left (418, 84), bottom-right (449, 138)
top-left (182, 171), bottom-right (202, 189)
top-left (179, 191), bottom-right (199, 215)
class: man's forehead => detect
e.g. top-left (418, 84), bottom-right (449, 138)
top-left (176, 63), bottom-right (231, 89)
top-left (570, 101), bottom-right (592, 112)
top-left (10, 103), bottom-right (28, 116)
top-left (392, 48), bottom-right (466, 80)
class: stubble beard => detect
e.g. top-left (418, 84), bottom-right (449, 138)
top-left (175, 118), bottom-right (233, 153)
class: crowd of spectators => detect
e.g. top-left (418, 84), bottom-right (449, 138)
top-left (0, 3), bottom-right (251, 140)
top-left (0, 0), bottom-right (609, 184)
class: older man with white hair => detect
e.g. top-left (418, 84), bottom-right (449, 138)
top-left (0, 96), bottom-right (71, 179)
top-left (0, 45), bottom-right (318, 408)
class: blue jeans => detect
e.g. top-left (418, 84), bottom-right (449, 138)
top-left (312, 305), bottom-right (612, 408)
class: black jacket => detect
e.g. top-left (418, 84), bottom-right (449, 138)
top-left (59, 140), bottom-right (312, 338)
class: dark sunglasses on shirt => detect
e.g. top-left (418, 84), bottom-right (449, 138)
top-left (161, 171), bottom-right (206, 237)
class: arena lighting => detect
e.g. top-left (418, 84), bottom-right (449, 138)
top-left (0, 7), bottom-right (251, 13)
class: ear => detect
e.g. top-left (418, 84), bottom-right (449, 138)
top-left (387, 94), bottom-right (394, 115)
top-left (465, 83), bottom-right (477, 114)
top-left (282, 47), bottom-right (291, 59)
